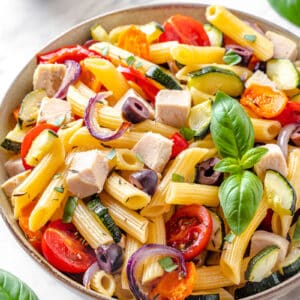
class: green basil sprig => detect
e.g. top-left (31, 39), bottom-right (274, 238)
top-left (0, 269), bottom-right (38, 300)
top-left (210, 92), bottom-right (267, 235)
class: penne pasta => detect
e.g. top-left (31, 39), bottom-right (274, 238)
top-left (115, 148), bottom-right (144, 170)
top-left (251, 118), bottom-right (281, 141)
top-left (149, 41), bottom-right (179, 64)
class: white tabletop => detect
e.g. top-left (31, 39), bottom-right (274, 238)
top-left (0, 0), bottom-right (299, 299)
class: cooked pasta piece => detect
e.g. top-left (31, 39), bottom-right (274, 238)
top-left (166, 182), bottom-right (219, 207)
top-left (73, 80), bottom-right (96, 98)
top-left (90, 270), bottom-right (116, 297)
top-left (58, 119), bottom-right (83, 152)
top-left (100, 192), bottom-right (149, 243)
top-left (206, 5), bottom-right (273, 61)
top-left (72, 199), bottom-right (113, 249)
top-left (251, 118), bottom-right (281, 141)
top-left (104, 172), bottom-right (151, 210)
top-left (287, 148), bottom-right (300, 209)
top-left (133, 120), bottom-right (177, 138)
top-left (115, 149), bottom-right (144, 170)
top-left (149, 41), bottom-right (179, 64)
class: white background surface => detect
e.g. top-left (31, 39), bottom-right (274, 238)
top-left (0, 0), bottom-right (299, 299)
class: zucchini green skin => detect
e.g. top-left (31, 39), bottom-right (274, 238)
top-left (87, 198), bottom-right (122, 243)
top-left (146, 66), bottom-right (182, 90)
top-left (279, 247), bottom-right (300, 279)
top-left (1, 139), bottom-right (21, 153)
top-left (186, 294), bottom-right (219, 300)
top-left (207, 210), bottom-right (225, 252)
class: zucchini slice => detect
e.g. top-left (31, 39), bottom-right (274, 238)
top-left (186, 294), bottom-right (219, 300)
top-left (245, 245), bottom-right (280, 282)
top-left (1, 124), bottom-right (32, 153)
top-left (18, 89), bottom-right (47, 129)
top-left (188, 66), bottom-right (244, 97)
top-left (264, 169), bottom-right (296, 215)
top-left (266, 59), bottom-right (300, 90)
top-left (140, 21), bottom-right (164, 43)
top-left (188, 100), bottom-right (212, 139)
top-left (204, 24), bottom-right (223, 47)
top-left (145, 65), bottom-right (182, 90)
top-left (207, 210), bottom-right (224, 252)
top-left (279, 246), bottom-right (300, 279)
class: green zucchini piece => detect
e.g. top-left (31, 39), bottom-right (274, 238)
top-left (90, 24), bottom-right (109, 42)
top-left (264, 169), bottom-right (296, 215)
top-left (1, 124), bottom-right (32, 153)
top-left (291, 93), bottom-right (300, 103)
top-left (186, 293), bottom-right (219, 300)
top-left (204, 24), bottom-right (223, 47)
top-left (145, 65), bottom-right (182, 90)
top-left (140, 21), bottom-right (164, 43)
top-left (188, 66), bottom-right (244, 97)
top-left (279, 246), bottom-right (300, 279)
top-left (87, 198), bottom-right (122, 243)
top-left (207, 210), bottom-right (224, 252)
top-left (18, 89), bottom-right (47, 129)
top-left (245, 245), bottom-right (280, 282)
top-left (62, 196), bottom-right (78, 223)
top-left (266, 59), bottom-right (300, 90)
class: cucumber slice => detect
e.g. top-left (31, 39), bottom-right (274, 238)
top-left (266, 59), bottom-right (300, 90)
top-left (279, 246), bottom-right (300, 279)
top-left (207, 210), bottom-right (224, 251)
top-left (186, 294), bottom-right (219, 300)
top-left (204, 24), bottom-right (223, 47)
top-left (18, 89), bottom-right (47, 129)
top-left (188, 66), bottom-right (244, 97)
top-left (188, 100), bottom-right (212, 139)
top-left (245, 245), bottom-right (280, 282)
top-left (291, 93), bottom-right (300, 103)
top-left (140, 21), bottom-right (164, 43)
top-left (145, 65), bottom-right (182, 90)
top-left (264, 169), bottom-right (296, 215)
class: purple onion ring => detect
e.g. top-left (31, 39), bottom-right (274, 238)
top-left (82, 261), bottom-right (99, 288)
top-left (277, 123), bottom-right (299, 158)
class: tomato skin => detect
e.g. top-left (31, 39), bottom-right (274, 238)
top-left (42, 220), bottom-right (96, 274)
top-left (170, 133), bottom-right (189, 159)
top-left (166, 205), bottom-right (212, 260)
top-left (272, 101), bottom-right (300, 126)
top-left (159, 15), bottom-right (210, 46)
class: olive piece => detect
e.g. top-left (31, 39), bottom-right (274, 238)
top-left (194, 157), bottom-right (223, 186)
top-left (122, 96), bottom-right (150, 124)
top-left (129, 169), bottom-right (158, 196)
top-left (96, 243), bottom-right (124, 274)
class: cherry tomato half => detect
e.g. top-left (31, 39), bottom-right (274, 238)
top-left (41, 220), bottom-right (96, 273)
top-left (170, 132), bottom-right (189, 159)
top-left (166, 205), bottom-right (212, 260)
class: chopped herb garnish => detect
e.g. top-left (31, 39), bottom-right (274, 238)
top-left (158, 256), bottom-right (178, 272)
top-left (136, 153), bottom-right (144, 164)
top-left (171, 173), bottom-right (185, 182)
top-left (68, 169), bottom-right (79, 174)
top-left (126, 55), bottom-right (136, 66)
top-left (135, 61), bottom-right (143, 68)
top-left (223, 49), bottom-right (242, 66)
top-left (100, 46), bottom-right (109, 56)
top-left (62, 196), bottom-right (78, 223)
top-left (224, 231), bottom-right (236, 243)
top-left (179, 127), bottom-right (196, 141)
top-left (243, 34), bottom-right (257, 42)
top-left (106, 148), bottom-right (116, 160)
top-left (54, 186), bottom-right (64, 193)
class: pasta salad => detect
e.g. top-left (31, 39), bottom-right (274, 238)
top-left (1, 4), bottom-right (300, 300)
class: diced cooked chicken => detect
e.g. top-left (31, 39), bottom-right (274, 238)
top-left (4, 156), bottom-right (25, 177)
top-left (266, 31), bottom-right (298, 61)
top-left (155, 90), bottom-right (191, 128)
top-left (114, 88), bottom-right (154, 119)
top-left (37, 97), bottom-right (72, 126)
top-left (245, 70), bottom-right (276, 89)
top-left (33, 63), bottom-right (67, 97)
top-left (250, 230), bottom-right (289, 266)
top-left (132, 132), bottom-right (173, 173)
top-left (1, 170), bottom-right (31, 198)
top-left (254, 144), bottom-right (287, 180)
top-left (66, 150), bottom-right (109, 198)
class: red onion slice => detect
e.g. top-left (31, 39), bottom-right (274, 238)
top-left (54, 60), bottom-right (81, 99)
top-left (82, 261), bottom-right (99, 288)
top-left (277, 123), bottom-right (299, 158)
top-left (84, 94), bottom-right (131, 141)
top-left (126, 244), bottom-right (187, 300)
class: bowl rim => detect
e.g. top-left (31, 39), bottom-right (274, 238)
top-left (0, 2), bottom-right (299, 300)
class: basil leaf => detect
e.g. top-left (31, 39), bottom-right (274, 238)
top-left (219, 170), bottom-right (263, 234)
top-left (268, 0), bottom-right (300, 27)
top-left (0, 269), bottom-right (38, 300)
top-left (210, 92), bottom-right (254, 159)
top-left (293, 217), bottom-right (300, 241)
top-left (214, 157), bottom-right (242, 173)
top-left (240, 147), bottom-right (268, 170)
top-left (223, 49), bottom-right (242, 65)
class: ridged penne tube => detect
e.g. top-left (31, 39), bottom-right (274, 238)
top-left (83, 58), bottom-right (129, 103)
top-left (206, 5), bottom-right (273, 61)
top-left (115, 149), bottom-right (144, 170)
top-left (191, 288), bottom-right (234, 300)
top-left (104, 172), bottom-right (151, 210)
top-left (58, 119), bottom-right (83, 152)
top-left (149, 41), bottom-right (179, 64)
top-left (72, 199), bottom-right (113, 249)
top-left (90, 270), bottom-right (116, 297)
top-left (194, 258), bottom-right (250, 290)
top-left (121, 235), bottom-right (141, 289)
top-left (287, 148), bottom-right (300, 209)
top-left (271, 212), bottom-right (282, 236)
top-left (166, 182), bottom-right (219, 207)
top-left (100, 192), bottom-right (149, 243)
top-left (142, 216), bottom-right (166, 284)
top-left (189, 139), bottom-right (216, 149)
top-left (74, 80), bottom-right (96, 98)
top-left (141, 148), bottom-right (209, 217)
top-left (170, 44), bottom-right (225, 65)
top-left (133, 120), bottom-right (177, 138)
top-left (13, 138), bottom-right (65, 218)
top-left (220, 197), bottom-right (268, 284)
top-left (251, 118), bottom-right (281, 141)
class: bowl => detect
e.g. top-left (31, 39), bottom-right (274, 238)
top-left (0, 3), bottom-right (299, 299)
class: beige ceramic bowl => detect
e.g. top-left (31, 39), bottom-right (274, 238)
top-left (0, 3), bottom-right (299, 299)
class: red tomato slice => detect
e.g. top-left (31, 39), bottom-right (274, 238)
top-left (170, 132), bottom-right (189, 159)
top-left (166, 205), bottom-right (212, 260)
top-left (272, 101), bottom-right (300, 126)
top-left (159, 14), bottom-right (210, 46)
top-left (21, 123), bottom-right (58, 170)
top-left (42, 220), bottom-right (96, 273)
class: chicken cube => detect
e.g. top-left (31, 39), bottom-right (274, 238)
top-left (245, 70), bottom-right (276, 89)
top-left (155, 90), bottom-right (191, 128)
top-left (4, 156), bottom-right (25, 177)
top-left (66, 150), bottom-right (109, 198)
top-left (33, 63), bottom-right (67, 97)
top-left (132, 132), bottom-right (173, 173)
